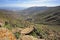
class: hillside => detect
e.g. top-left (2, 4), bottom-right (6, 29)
top-left (0, 7), bottom-right (26, 11)
top-left (19, 6), bottom-right (49, 16)
top-left (0, 6), bottom-right (60, 40)
top-left (32, 6), bottom-right (60, 25)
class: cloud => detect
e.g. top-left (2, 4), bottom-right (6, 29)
top-left (0, 0), bottom-right (57, 3)
top-left (23, 0), bottom-right (57, 3)
top-left (0, 3), bottom-right (59, 7)
top-left (0, 0), bottom-right (60, 7)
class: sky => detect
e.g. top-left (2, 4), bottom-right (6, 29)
top-left (0, 0), bottom-right (60, 7)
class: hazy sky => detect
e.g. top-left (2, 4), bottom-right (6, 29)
top-left (0, 0), bottom-right (60, 7)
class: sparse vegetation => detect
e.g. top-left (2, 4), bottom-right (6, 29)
top-left (0, 6), bottom-right (60, 40)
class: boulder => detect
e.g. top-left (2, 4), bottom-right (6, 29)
top-left (21, 35), bottom-right (33, 40)
top-left (21, 27), bottom-right (34, 35)
top-left (21, 35), bottom-right (45, 40)
top-left (12, 27), bottom-right (23, 33)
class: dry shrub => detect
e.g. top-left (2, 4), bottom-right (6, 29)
top-left (0, 27), bottom-right (16, 40)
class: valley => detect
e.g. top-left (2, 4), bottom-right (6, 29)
top-left (0, 6), bottom-right (60, 40)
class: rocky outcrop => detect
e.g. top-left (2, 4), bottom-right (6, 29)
top-left (20, 35), bottom-right (45, 40)
top-left (12, 27), bottom-right (23, 33)
top-left (21, 27), bottom-right (34, 35)
top-left (0, 20), bottom-right (4, 27)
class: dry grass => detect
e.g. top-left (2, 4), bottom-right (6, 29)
top-left (0, 27), bottom-right (16, 40)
